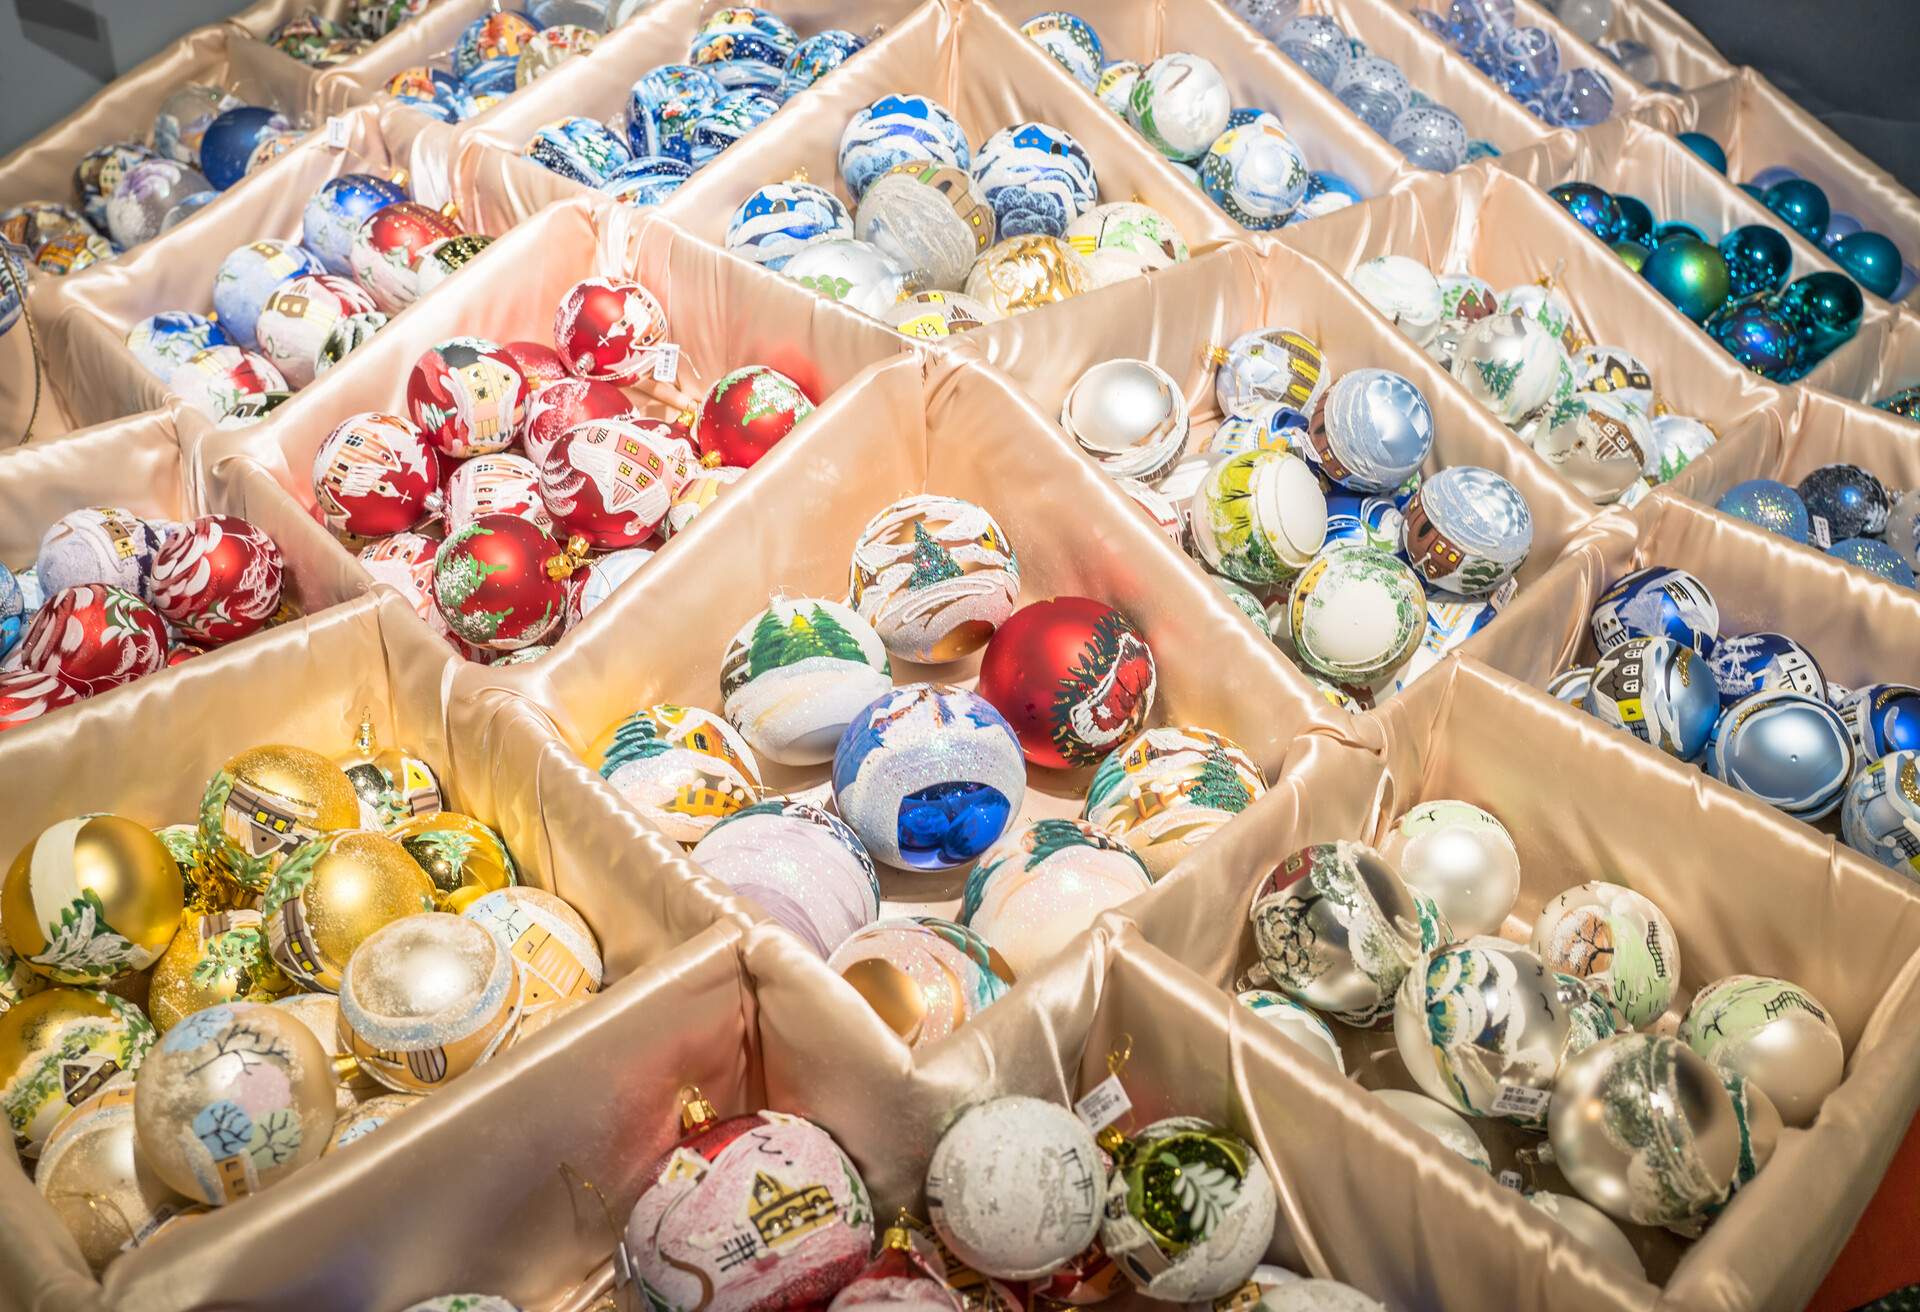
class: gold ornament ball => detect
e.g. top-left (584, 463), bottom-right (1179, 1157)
top-left (200, 745), bottom-right (361, 892)
top-left (963, 234), bottom-right (1093, 315)
top-left (336, 728), bottom-right (444, 830)
top-left (460, 886), bottom-right (601, 1027)
top-left (155, 823), bottom-right (247, 914)
top-left (148, 910), bottom-right (296, 1033)
top-left (390, 811), bottom-right (518, 911)
top-left (0, 920), bottom-right (48, 1018)
top-left (325, 1090), bottom-right (422, 1153)
top-left (35, 1073), bottom-right (192, 1272)
top-left (337, 913), bottom-right (521, 1094)
top-left (132, 1000), bottom-right (334, 1205)
top-left (0, 987), bottom-right (157, 1159)
top-left (273, 991), bottom-right (380, 1111)
top-left (261, 830), bottom-right (436, 991)
top-left (4, 815), bottom-right (184, 985)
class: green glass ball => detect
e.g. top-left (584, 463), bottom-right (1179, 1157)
top-left (1612, 239), bottom-right (1651, 274)
top-left (1644, 236), bottom-right (1731, 322)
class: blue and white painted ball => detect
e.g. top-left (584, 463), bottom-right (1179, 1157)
top-left (200, 106), bottom-right (293, 191)
top-left (1841, 751), bottom-right (1920, 881)
top-left (782, 238), bottom-right (909, 317)
top-left (160, 190), bottom-right (219, 233)
top-left (971, 122), bottom-right (1097, 240)
top-left (1295, 169), bottom-right (1363, 219)
top-left (1095, 61), bottom-right (1144, 116)
top-left (1714, 479), bottom-right (1808, 543)
top-left (688, 6), bottom-right (798, 93)
top-left (600, 155), bottom-right (695, 207)
top-left (624, 64), bottom-right (725, 161)
top-left (452, 11), bottom-right (540, 80)
top-left (1322, 487), bottom-right (1404, 553)
top-left (1208, 401), bottom-right (1311, 461)
top-left (1585, 636), bottom-right (1720, 761)
top-left (0, 568), bottom-right (23, 660)
top-left (462, 55), bottom-right (522, 100)
top-left (1019, 11), bottom-right (1104, 87)
top-left (839, 94), bottom-right (971, 201)
top-left (1215, 327), bottom-right (1330, 417)
top-left (831, 683), bottom-right (1026, 872)
top-left (211, 238), bottom-right (322, 348)
top-left (303, 172), bottom-right (407, 276)
top-left (1548, 665), bottom-right (1593, 706)
top-left (1128, 53), bottom-right (1232, 161)
top-left (105, 159), bottom-right (209, 249)
top-left (1835, 684), bottom-right (1920, 764)
top-left (74, 142), bottom-right (157, 234)
top-left (687, 90), bottom-right (780, 166)
top-left (1705, 689), bottom-right (1854, 821)
top-left (1198, 115), bottom-right (1307, 230)
top-left (126, 311), bottom-right (229, 381)
top-left (1706, 632), bottom-right (1825, 708)
top-left (1590, 566), bottom-right (1718, 657)
top-left (34, 506), bottom-right (168, 597)
top-left (1307, 367), bottom-right (1434, 493)
top-left (1400, 465), bottom-right (1533, 595)
top-left (726, 181), bottom-right (853, 270)
top-left (779, 29), bottom-right (866, 100)
top-left (524, 116), bottom-right (633, 186)
top-left (1828, 537), bottom-right (1916, 587)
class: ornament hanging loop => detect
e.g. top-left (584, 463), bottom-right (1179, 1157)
top-left (1106, 1032), bottom-right (1134, 1080)
top-left (2, 242), bottom-right (42, 443)
top-left (559, 1161), bottom-right (640, 1312)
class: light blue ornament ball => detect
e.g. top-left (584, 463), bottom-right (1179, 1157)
top-left (1310, 367), bottom-right (1434, 493)
top-left (1199, 114), bottom-right (1307, 230)
top-left (1833, 230), bottom-right (1903, 301)
top-left (1842, 751), bottom-right (1920, 880)
top-left (303, 172), bottom-right (407, 276)
top-left (1586, 635), bottom-right (1720, 761)
top-left (1332, 55), bottom-right (1411, 136)
top-left (1388, 104), bottom-right (1467, 172)
top-left (839, 94), bottom-right (971, 202)
top-left (1590, 565), bottom-right (1719, 656)
top-left (599, 155), bottom-right (695, 207)
top-left (0, 567), bottom-right (21, 661)
top-left (1828, 537), bottom-right (1917, 587)
top-left (625, 64), bottom-right (725, 162)
top-left (211, 238), bottom-right (321, 348)
top-left (687, 90), bottom-right (780, 166)
top-left (1715, 479), bottom-right (1810, 543)
top-left (1401, 464), bottom-right (1533, 595)
top-left (160, 190), bottom-right (219, 233)
top-left (1676, 131), bottom-right (1727, 175)
top-left (1704, 689), bottom-right (1854, 820)
top-left (831, 683), bottom-right (1026, 872)
top-left (1019, 11), bottom-right (1104, 87)
top-left (525, 115), bottom-right (632, 185)
top-left (1294, 169), bottom-right (1363, 220)
top-left (971, 122), bottom-right (1097, 239)
top-left (726, 180), bottom-right (853, 269)
top-left (779, 29), bottom-right (865, 99)
top-left (1276, 15), bottom-right (1351, 87)
top-left (1704, 632), bottom-right (1826, 707)
top-left (126, 310), bottom-right (229, 381)
top-left (687, 6), bottom-right (798, 92)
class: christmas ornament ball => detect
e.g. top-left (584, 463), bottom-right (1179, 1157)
top-left (540, 417), bottom-right (692, 548)
top-left (883, 289), bottom-right (998, 338)
top-left (1249, 841), bottom-right (1426, 1027)
top-left (840, 94), bottom-right (971, 200)
top-left (303, 172), bottom-right (407, 276)
top-left (126, 311), bottom-right (228, 381)
top-left (132, 1002), bottom-right (331, 1205)
top-left (1547, 1034), bottom-right (1741, 1226)
top-left (1530, 881), bottom-right (1678, 1029)
top-left (199, 106), bottom-right (292, 191)
top-left (461, 886), bottom-right (601, 1025)
top-left (1839, 685), bottom-right (1920, 766)
top-left (1525, 1193), bottom-right (1644, 1280)
top-left (780, 29), bottom-right (866, 99)
top-left (1309, 367), bottom-right (1435, 492)
top-left (1190, 448), bottom-right (1328, 586)
top-left (1584, 636), bottom-right (1719, 761)
top-left (553, 276), bottom-right (667, 384)
top-left (433, 515), bottom-right (572, 651)
top-left (1796, 463), bottom-right (1891, 541)
top-left (524, 377), bottom-right (635, 467)
top-left (212, 239), bottom-right (321, 349)
top-left (198, 744), bottom-right (362, 891)
top-left (1063, 200), bottom-right (1188, 285)
top-left (1842, 751), bottom-right (1920, 879)
top-left (1101, 1117), bottom-right (1276, 1300)
top-left (832, 684), bottom-right (1025, 871)
top-left (624, 63), bottom-right (724, 161)
top-left (445, 450), bottom-right (553, 537)
top-left (1589, 566), bottom-right (1718, 655)
top-left (726, 180), bottom-right (853, 271)
top-left (781, 237), bottom-right (910, 316)
top-left (390, 811), bottom-right (515, 912)
top-left (34, 1075), bottom-right (190, 1272)
top-left (963, 234), bottom-right (1094, 315)
top-left (1237, 989), bottom-right (1346, 1073)
top-left (927, 1094), bottom-right (1104, 1279)
top-left (33, 505), bottom-right (166, 598)
top-left (0, 671), bottom-right (79, 734)
top-left (1781, 271), bottom-right (1864, 359)
top-left (1020, 11), bottom-right (1103, 86)
top-left (848, 494), bottom-right (1019, 663)
top-left (687, 89), bottom-right (781, 165)
top-left (1, 989), bottom-right (154, 1159)
top-left (1449, 310), bottom-right (1570, 427)
top-left (1833, 230), bottom-right (1903, 300)
top-left (690, 801), bottom-right (877, 957)
top-left (1380, 800), bottom-right (1520, 938)
top-left (1643, 413), bottom-right (1718, 485)
top-left (1199, 115), bottom-right (1308, 229)
top-left (1829, 537), bottom-right (1916, 586)
top-left (1059, 357), bottom-right (1188, 482)
top-left (336, 912), bottom-right (519, 1093)
top-left (971, 122), bottom-right (1098, 240)
top-left (1705, 631), bottom-right (1825, 707)
top-left (1703, 689), bottom-right (1854, 821)
top-left (1083, 725), bottom-right (1265, 875)
top-left (254, 272), bottom-right (380, 388)
top-left (694, 364), bottom-right (815, 468)
top-left (1349, 256), bottom-right (1444, 348)
top-left (1288, 544), bottom-right (1426, 685)
top-left (978, 597), bottom-right (1156, 769)
top-left (686, 6), bottom-right (797, 92)
top-left (960, 818), bottom-right (1151, 976)
top-left (589, 703), bottom-right (763, 842)
top-left (106, 159), bottom-right (209, 249)
top-left (412, 233), bottom-right (492, 294)
top-left (524, 116), bottom-right (632, 186)
top-left (167, 346), bottom-right (288, 422)
top-left (720, 596), bottom-right (892, 765)
top-left (146, 909), bottom-right (292, 1032)
top-left (1215, 327), bottom-right (1329, 417)
top-left (828, 917), bottom-right (1012, 1046)
top-left (350, 201), bottom-right (461, 314)
top-left (1677, 974), bottom-right (1842, 1127)
top-left (148, 515), bottom-right (284, 647)
top-left (599, 154), bottom-right (695, 208)
top-left (153, 83), bottom-right (233, 167)
top-left (1530, 393), bottom-right (1649, 505)
top-left (20, 584), bottom-right (168, 695)
top-left (1714, 479), bottom-right (1810, 543)
top-left (1761, 178), bottom-right (1830, 243)
top-left (856, 162), bottom-right (996, 292)
top-left (1400, 465), bottom-right (1532, 595)
top-left (1128, 53), bottom-right (1233, 161)
top-left (259, 829), bottom-right (435, 992)
top-left (1372, 1089), bottom-right (1491, 1173)
top-left (1643, 237), bottom-right (1731, 323)
top-left (312, 411), bottom-right (441, 537)
top-left (3, 815), bottom-right (183, 985)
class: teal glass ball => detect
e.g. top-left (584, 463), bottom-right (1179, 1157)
top-left (1644, 236), bottom-right (1731, 322)
top-left (1832, 231), bottom-right (1902, 300)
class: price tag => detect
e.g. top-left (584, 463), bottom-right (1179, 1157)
top-left (1489, 1084), bottom-right (1553, 1120)
top-left (324, 116), bottom-right (351, 150)
top-left (1074, 1074), bottom-right (1132, 1132)
top-left (1496, 1169), bottom-right (1525, 1192)
top-left (1808, 514), bottom-right (1832, 549)
top-left (1490, 575), bottom-right (1520, 611)
top-left (650, 343), bottom-right (680, 383)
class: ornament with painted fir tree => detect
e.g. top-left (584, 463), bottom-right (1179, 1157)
top-left (336, 718), bottom-right (444, 831)
top-left (848, 495), bottom-right (1020, 664)
top-left (199, 745), bottom-right (361, 893)
top-left (720, 596), bottom-right (892, 765)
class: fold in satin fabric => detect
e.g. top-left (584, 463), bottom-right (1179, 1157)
top-left (1804, 303), bottom-right (1920, 404)
top-left (1670, 381), bottom-right (1920, 510)
top-left (225, 0), bottom-right (501, 121)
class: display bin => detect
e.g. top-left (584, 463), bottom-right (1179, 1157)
top-left (1127, 652), bottom-right (1920, 1312)
top-left (226, 0), bottom-right (504, 120)
top-left (1499, 0), bottom-right (1684, 130)
top-left (198, 193), bottom-right (913, 661)
top-left (1596, 0), bottom-right (1734, 92)
top-left (463, 346), bottom-right (1344, 911)
top-left (40, 102), bottom-right (467, 432)
top-left (1804, 304), bottom-right (1920, 406)
top-left (1665, 67), bottom-right (1920, 313)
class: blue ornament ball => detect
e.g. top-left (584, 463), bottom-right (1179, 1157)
top-left (625, 64), bottom-right (725, 161)
top-left (126, 310), bottom-right (230, 381)
top-left (1199, 115), bottom-right (1308, 229)
top-left (1828, 537), bottom-right (1916, 587)
top-left (1797, 463), bottom-right (1890, 541)
top-left (1822, 211), bottom-right (1864, 250)
top-left (1705, 632), bottom-right (1825, 707)
top-left (600, 155), bottom-right (695, 207)
top-left (1707, 296), bottom-right (1801, 377)
top-left (1717, 224), bottom-right (1793, 299)
top-left (687, 6), bottom-right (798, 93)
top-left (1590, 565), bottom-right (1719, 656)
top-left (303, 172), bottom-right (407, 276)
top-left (725, 180), bottom-right (853, 269)
top-left (1643, 236), bottom-right (1731, 323)
top-left (1750, 165), bottom-right (1799, 190)
top-left (1332, 55), bottom-right (1412, 136)
top-left (1548, 66), bottom-right (1614, 127)
top-left (780, 29), bottom-right (865, 100)
top-left (1495, 26), bottom-right (1560, 98)
top-left (1585, 636), bottom-right (1720, 761)
top-left (971, 122), bottom-right (1098, 240)
top-left (1548, 182), bottom-right (1621, 241)
top-left (688, 90), bottom-right (781, 166)
top-left (524, 115), bottom-right (632, 186)
top-left (1388, 104), bottom-right (1467, 172)
top-left (211, 239), bottom-right (321, 348)
top-left (839, 95), bottom-right (970, 202)
top-left (200, 106), bottom-right (292, 191)
top-left (1704, 689), bottom-right (1854, 820)
top-left (1762, 178), bottom-right (1830, 244)
top-left (1841, 751), bottom-right (1920, 880)
top-left (1837, 684), bottom-right (1920, 763)
top-left (1613, 194), bottom-right (1654, 245)
top-left (1275, 15), bottom-right (1352, 87)
top-left (1780, 271), bottom-right (1864, 360)
top-left (831, 683), bottom-right (1027, 871)
top-left (1832, 231), bottom-right (1903, 300)
top-left (1298, 170), bottom-right (1363, 218)
top-left (1714, 479), bottom-right (1809, 542)
top-left (462, 55), bottom-right (520, 100)
top-left (1676, 131), bottom-right (1727, 174)
top-left (1307, 367), bottom-right (1434, 493)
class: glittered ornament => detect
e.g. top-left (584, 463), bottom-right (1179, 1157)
top-left (960, 819), bottom-right (1150, 976)
top-left (688, 89), bottom-right (781, 164)
top-left (971, 122), bottom-right (1097, 241)
top-left (552, 276), bottom-right (667, 384)
top-left (589, 703), bottom-right (763, 842)
top-left (1389, 104), bottom-right (1468, 172)
top-left (1589, 566), bottom-right (1718, 655)
top-left (848, 495), bottom-right (1019, 663)
top-left (540, 418), bottom-right (692, 548)
top-left (3, 815), bottom-right (182, 985)
top-left (1277, 14), bottom-right (1351, 85)
top-left (1704, 689), bottom-right (1854, 821)
top-left (720, 597), bottom-right (892, 766)
top-left (433, 515), bottom-right (576, 651)
top-left (1128, 54), bottom-right (1232, 161)
top-left (336, 912), bottom-right (519, 1093)
top-left (34, 1075), bottom-right (191, 1272)
top-left (1837, 684), bottom-right (1920, 764)
top-left (34, 506), bottom-right (166, 598)
top-left (1708, 297), bottom-right (1801, 378)
top-left (312, 412), bottom-right (441, 537)
top-left (828, 1223), bottom-right (963, 1311)
top-left (106, 159), bottom-right (208, 249)
top-left (199, 744), bottom-right (361, 892)
top-left (856, 163), bottom-right (996, 291)
top-left (1530, 881), bottom-right (1679, 1028)
top-left (1190, 449), bottom-right (1327, 586)
top-left (1400, 465), bottom-right (1532, 594)
top-left (1084, 726), bottom-right (1265, 876)
top-left (1380, 801), bottom-right (1520, 938)
top-left (688, 5), bottom-right (797, 91)
top-left (303, 173), bottom-right (407, 276)
top-left (168, 346), bottom-right (289, 421)
top-left (412, 233), bottom-right (493, 295)
top-left (1677, 974), bottom-right (1841, 1128)
top-left (460, 887), bottom-right (600, 1028)
top-left (20, 585), bottom-right (167, 695)
top-left (148, 516), bottom-right (283, 647)
top-left (728, 180), bottom-right (854, 271)
top-left (602, 155), bottom-right (697, 208)
top-left (259, 829), bottom-right (434, 991)
top-left (1714, 480), bottom-right (1809, 542)
top-left (1063, 201), bottom-right (1188, 284)
top-left (883, 289), bottom-right (997, 338)
top-left (1842, 751), bottom-right (1920, 879)
top-left (126, 312), bottom-right (228, 381)
top-left (147, 909), bottom-right (293, 1032)
top-left (625, 63), bottom-right (725, 161)
top-left (1829, 537), bottom-right (1915, 586)
top-left (1797, 463), bottom-right (1890, 541)
top-left (1249, 841), bottom-right (1428, 1026)
top-left (927, 1095), bottom-right (1103, 1280)
top-left (327, 1090), bottom-right (422, 1153)
top-left (694, 365), bottom-right (815, 468)
top-left (690, 801), bottom-right (877, 956)
top-left (1, 988), bottom-right (154, 1159)
top-left (524, 115), bottom-right (632, 185)
top-left (350, 202), bottom-right (461, 314)
top-left (840, 94), bottom-right (971, 201)
top-left (1705, 632), bottom-right (1824, 707)
top-left (963, 234), bottom-right (1093, 315)
top-left (1100, 1117), bottom-right (1276, 1301)
top-left (781, 29), bottom-right (866, 98)
top-left (334, 727), bottom-right (443, 833)
top-left (133, 1001), bottom-right (331, 1204)
top-left (1584, 636), bottom-right (1719, 762)
top-left (1333, 55), bottom-right (1413, 137)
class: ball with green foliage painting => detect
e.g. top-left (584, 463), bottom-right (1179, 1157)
top-left (0, 987), bottom-right (155, 1159)
top-left (431, 513), bottom-right (568, 652)
top-left (720, 596), bottom-right (891, 766)
top-left (960, 818), bottom-right (1150, 975)
top-left (1082, 725), bottom-right (1266, 876)
top-left (1101, 1116), bottom-right (1277, 1301)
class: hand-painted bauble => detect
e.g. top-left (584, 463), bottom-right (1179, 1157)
top-left (3, 814), bottom-right (182, 985)
top-left (552, 276), bottom-right (667, 384)
top-left (313, 310), bottom-right (387, 376)
top-left (1063, 200), bottom-right (1188, 284)
top-left (1200, 115), bottom-right (1307, 229)
top-left (259, 828), bottom-right (435, 993)
top-left (1092, 58), bottom-right (1145, 115)
top-left (1288, 545), bottom-right (1426, 685)
top-left (1836, 684), bottom-right (1920, 764)
top-left (350, 202), bottom-right (461, 314)
top-left (689, 364), bottom-right (813, 469)
top-left (1101, 1117), bottom-right (1275, 1300)
top-left (272, 992), bottom-right (375, 1110)
top-left (1450, 310), bottom-right (1569, 427)
top-left (105, 159), bottom-right (207, 249)
top-left (1389, 103), bottom-right (1469, 172)
top-left (1190, 449), bottom-right (1327, 586)
top-left (687, 89), bottom-right (782, 165)
top-left (719, 597), bottom-right (891, 766)
top-left (665, 463), bottom-right (746, 535)
top-left (926, 1095), bottom-right (1103, 1280)
top-left (254, 273), bottom-right (380, 387)
top-left (34, 1074), bottom-right (191, 1272)
top-left (727, 180), bottom-right (854, 271)
top-left (433, 515), bottom-right (573, 651)
top-left (978, 598), bottom-right (1156, 770)
top-left (1704, 688), bottom-right (1854, 821)
top-left (780, 28), bottom-right (866, 98)
top-left (1584, 636), bottom-right (1719, 761)
top-left (1333, 55), bottom-right (1412, 137)
top-left (963, 234), bottom-right (1093, 315)
top-left (833, 684), bottom-right (1025, 872)
top-left (589, 703), bottom-right (763, 841)
top-left (1704, 632), bottom-right (1824, 707)
top-left (1128, 54), bottom-right (1232, 161)
top-left (687, 5), bottom-right (797, 91)
top-left (1238, 989), bottom-right (1346, 1073)
top-left (1530, 881), bottom-right (1679, 1028)
top-left (153, 83), bottom-right (235, 167)
top-left (337, 912), bottom-right (519, 1093)
top-left (1380, 800), bottom-right (1520, 938)
top-left (690, 801), bottom-right (877, 956)
top-left (970, 122), bottom-right (1097, 241)
top-left (460, 886), bottom-right (600, 1027)
top-left (168, 346), bottom-right (289, 421)
top-left (1589, 566), bottom-right (1718, 655)
top-left (1400, 465), bottom-right (1532, 595)
top-left (829, 916), bottom-right (1012, 1045)
top-left (302, 173), bottom-right (406, 276)
top-left (126, 311), bottom-right (228, 380)
top-left (1371, 1088), bottom-right (1492, 1174)
top-left (520, 378), bottom-right (629, 468)
top-left (1640, 413), bottom-right (1715, 486)
top-left (840, 94), bottom-right (971, 201)
top-left (406, 337), bottom-right (528, 457)
top-left (565, 546), bottom-right (653, 625)
top-left (146, 909), bottom-right (292, 1032)
top-left (1677, 974), bottom-right (1841, 1128)
top-left (882, 289), bottom-right (998, 338)
top-left (199, 107), bottom-right (292, 191)
top-left (1529, 392), bottom-right (1647, 504)
top-left (444, 449), bottom-right (554, 532)
top-left (1208, 399), bottom-right (1312, 462)
top-left (1116, 477), bottom-right (1184, 545)
top-left (0, 988), bottom-right (154, 1159)
top-left (1084, 725), bottom-right (1265, 875)
top-left (1548, 1034), bottom-right (1740, 1226)
top-left (411, 233), bottom-right (493, 295)
top-left (960, 818), bottom-right (1151, 976)
top-left (31, 230), bottom-right (110, 275)
top-left (623, 62), bottom-right (724, 160)
top-left (1214, 327), bottom-right (1329, 420)
top-left (524, 114), bottom-right (632, 185)
top-left (312, 412), bottom-right (441, 536)
top-left (1305, 367), bottom-right (1433, 493)
top-left (626, 1107), bottom-right (873, 1307)
top-left (540, 417), bottom-right (691, 548)
top-left (848, 494), bottom-right (1020, 662)
top-left (199, 744), bottom-right (360, 892)
top-left (33, 506), bottom-right (165, 599)
top-left (387, 811), bottom-right (514, 913)
top-left (782, 237), bottom-right (910, 316)
top-left (20, 585), bottom-right (167, 695)
top-left (452, 10), bottom-right (538, 77)
top-left (1797, 463), bottom-right (1890, 541)
top-left (1249, 840), bottom-right (1426, 1026)
top-left (827, 1223), bottom-right (963, 1311)
top-left (211, 239), bottom-right (321, 349)
top-left (856, 163), bottom-right (995, 291)
top-left (241, 130), bottom-right (302, 178)
top-left (148, 515), bottom-right (283, 647)
top-left (1842, 751), bottom-right (1920, 879)
top-left (333, 734), bottom-right (442, 835)
top-left (1643, 237), bottom-right (1731, 323)
top-left (132, 1001), bottom-right (331, 1204)
top-left (1020, 11), bottom-right (1103, 86)
top-left (1059, 358), bottom-right (1187, 483)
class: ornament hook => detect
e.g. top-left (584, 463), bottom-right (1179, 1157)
top-left (1106, 1033), bottom-right (1134, 1079)
top-left (559, 1162), bottom-right (640, 1311)
top-left (678, 1085), bottom-right (719, 1131)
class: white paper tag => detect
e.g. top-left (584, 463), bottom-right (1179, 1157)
top-left (1489, 1084), bottom-right (1553, 1119)
top-left (324, 116), bottom-right (351, 150)
top-left (1490, 575), bottom-right (1520, 611)
top-left (1496, 1169), bottom-right (1525, 1192)
top-left (1808, 513), bottom-right (1832, 549)
top-left (1074, 1074), bottom-right (1132, 1132)
top-left (650, 343), bottom-right (680, 383)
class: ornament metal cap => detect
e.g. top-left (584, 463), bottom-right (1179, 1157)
top-left (545, 536), bottom-right (591, 580)
top-left (389, 168), bottom-right (409, 188)
top-left (679, 1086), bottom-right (718, 1131)
top-left (332, 1052), bottom-right (363, 1083)
top-left (438, 200), bottom-right (461, 220)
top-left (1205, 345), bottom-right (1230, 366)
top-left (882, 1222), bottom-right (915, 1252)
top-left (1095, 1124), bottom-right (1129, 1157)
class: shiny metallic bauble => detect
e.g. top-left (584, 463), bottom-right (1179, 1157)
top-left (1524, 1191), bottom-right (1644, 1278)
top-left (147, 909), bottom-right (294, 1031)
top-left (260, 831), bottom-right (436, 992)
top-left (1249, 841), bottom-right (1429, 1026)
top-left (1677, 974), bottom-right (1843, 1128)
top-left (199, 744), bottom-right (361, 892)
top-left (1101, 1116), bottom-right (1275, 1301)
top-left (4, 815), bottom-right (184, 985)
top-left (1371, 1088), bottom-right (1491, 1172)
top-left (1589, 566), bottom-right (1718, 656)
top-left (1841, 750), bottom-right (1920, 881)
top-left (1059, 358), bottom-right (1189, 484)
top-left (1380, 800), bottom-right (1521, 937)
top-left (1528, 392), bottom-right (1647, 504)
top-left (35, 1075), bottom-right (191, 1272)
top-left (1703, 689), bottom-right (1854, 821)
top-left (1449, 310), bottom-right (1571, 428)
top-left (1584, 636), bottom-right (1720, 762)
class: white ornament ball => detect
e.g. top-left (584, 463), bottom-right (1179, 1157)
top-left (926, 1095), bottom-right (1104, 1280)
top-left (1128, 54), bottom-right (1233, 161)
top-left (1530, 881), bottom-right (1680, 1029)
top-left (782, 237), bottom-right (909, 317)
top-left (689, 801), bottom-right (879, 957)
top-left (1236, 988), bottom-right (1345, 1073)
top-left (720, 596), bottom-right (893, 765)
top-left (1676, 973), bottom-right (1844, 1128)
top-left (1370, 1088), bottom-right (1491, 1172)
top-left (960, 819), bottom-right (1151, 977)
top-left (1351, 256), bottom-right (1443, 347)
top-left (1060, 357), bottom-right (1189, 483)
top-left (1524, 1192), bottom-right (1645, 1279)
top-left (1379, 800), bottom-right (1521, 937)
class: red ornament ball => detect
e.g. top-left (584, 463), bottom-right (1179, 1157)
top-left (445, 452), bottom-right (553, 533)
top-left (693, 365), bottom-right (815, 469)
top-left (21, 584), bottom-right (169, 694)
top-left (538, 418), bottom-right (693, 549)
top-left (0, 669), bottom-right (78, 733)
top-left (553, 276), bottom-right (667, 383)
top-left (978, 596), bottom-right (1157, 768)
top-left (432, 513), bottom-right (571, 651)
top-left (406, 336), bottom-right (528, 457)
top-left (523, 377), bottom-right (635, 467)
top-left (312, 411), bottom-right (442, 536)
top-left (350, 201), bottom-right (460, 313)
top-left (148, 515), bottom-right (286, 646)
top-left (167, 644), bottom-right (207, 666)
top-left (500, 339), bottom-right (571, 391)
